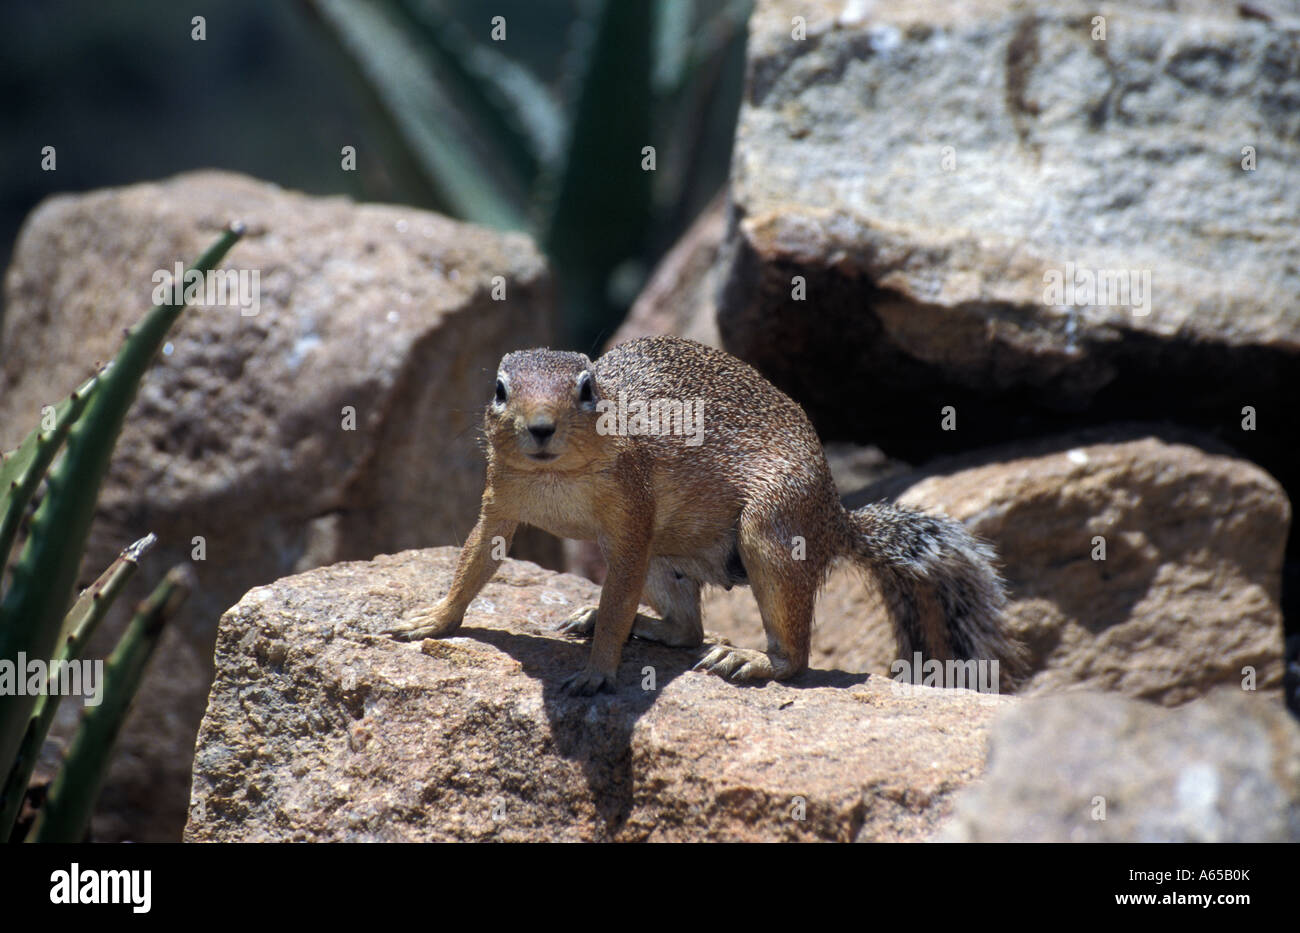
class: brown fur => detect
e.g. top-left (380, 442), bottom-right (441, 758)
top-left (387, 336), bottom-right (1025, 694)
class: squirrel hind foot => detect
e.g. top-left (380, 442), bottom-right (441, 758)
top-left (694, 644), bottom-right (802, 683)
top-left (560, 665), bottom-right (616, 696)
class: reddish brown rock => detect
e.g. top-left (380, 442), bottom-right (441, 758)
top-left (185, 548), bottom-right (1013, 842)
top-left (705, 434), bottom-right (1288, 705)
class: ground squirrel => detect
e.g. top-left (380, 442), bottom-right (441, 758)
top-left (387, 336), bottom-right (1024, 695)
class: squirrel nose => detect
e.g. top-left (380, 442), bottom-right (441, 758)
top-left (528, 421), bottom-right (556, 445)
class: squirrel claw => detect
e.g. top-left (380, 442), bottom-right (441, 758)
top-left (383, 624), bottom-right (434, 642)
top-left (384, 605), bottom-right (461, 641)
top-left (556, 606), bottom-right (598, 638)
top-left (694, 645), bottom-right (774, 682)
top-left (385, 628), bottom-right (425, 642)
top-left (561, 666), bottom-right (615, 696)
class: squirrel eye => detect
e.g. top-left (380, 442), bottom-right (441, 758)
top-left (577, 372), bottom-right (595, 404)
top-left (494, 378), bottom-right (508, 404)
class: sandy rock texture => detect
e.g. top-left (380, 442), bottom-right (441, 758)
top-left (186, 548), bottom-right (1013, 842)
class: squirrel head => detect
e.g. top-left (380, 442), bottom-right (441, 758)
top-left (485, 348), bottom-right (607, 469)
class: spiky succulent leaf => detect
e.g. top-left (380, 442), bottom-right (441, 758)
top-left (308, 0), bottom-right (530, 230)
top-left (0, 534), bottom-right (154, 841)
top-left (399, 1), bottom-right (562, 180)
top-left (541, 0), bottom-right (655, 349)
top-left (0, 224), bottom-right (242, 776)
top-left (0, 374), bottom-right (100, 580)
top-left (27, 564), bottom-right (191, 843)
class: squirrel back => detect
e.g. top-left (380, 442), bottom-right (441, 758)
top-left (589, 337), bottom-right (1028, 687)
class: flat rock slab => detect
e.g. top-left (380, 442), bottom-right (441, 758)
top-left (186, 548), bottom-right (1013, 842)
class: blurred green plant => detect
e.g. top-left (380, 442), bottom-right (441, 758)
top-left (303, 0), bottom-right (751, 351)
top-left (0, 225), bottom-right (242, 842)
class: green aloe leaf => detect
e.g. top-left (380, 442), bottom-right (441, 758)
top-left (398, 0), bottom-right (561, 182)
top-left (0, 224), bottom-right (242, 776)
top-left (28, 564), bottom-right (191, 843)
top-left (0, 374), bottom-right (100, 581)
top-left (308, 0), bottom-right (530, 230)
top-left (542, 0), bottom-right (656, 350)
top-left (0, 534), bottom-right (154, 842)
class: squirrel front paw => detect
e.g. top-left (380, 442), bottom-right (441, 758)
top-left (384, 601), bottom-right (463, 641)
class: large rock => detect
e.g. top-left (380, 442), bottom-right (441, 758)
top-left (704, 432), bottom-right (1289, 704)
top-left (717, 0), bottom-right (1300, 510)
top-left (0, 170), bottom-right (555, 840)
top-left (186, 547), bottom-right (1014, 842)
top-left (938, 689), bottom-right (1300, 842)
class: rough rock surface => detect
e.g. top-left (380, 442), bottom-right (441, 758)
top-left (0, 170), bottom-right (555, 840)
top-left (937, 689), bottom-right (1300, 842)
top-left (185, 547), bottom-right (1014, 842)
top-left (704, 432), bottom-right (1289, 704)
top-left (718, 0), bottom-right (1300, 509)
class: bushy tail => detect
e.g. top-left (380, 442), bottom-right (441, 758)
top-left (845, 501), bottom-right (1027, 691)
